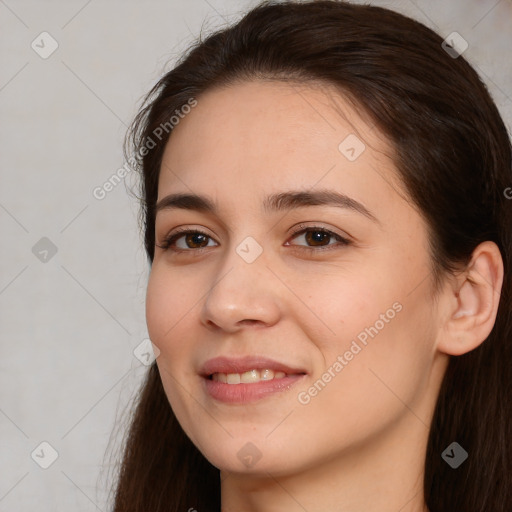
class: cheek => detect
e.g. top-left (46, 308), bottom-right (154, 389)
top-left (146, 268), bottom-right (197, 410)
top-left (145, 267), bottom-right (195, 351)
top-left (145, 270), bottom-right (167, 342)
top-left (304, 267), bottom-right (434, 384)
top-left (300, 298), bottom-right (434, 436)
top-left (300, 270), bottom-right (391, 349)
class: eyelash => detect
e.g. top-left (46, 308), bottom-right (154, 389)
top-left (156, 224), bottom-right (351, 254)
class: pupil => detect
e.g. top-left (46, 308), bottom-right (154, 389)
top-left (306, 231), bottom-right (328, 246)
top-left (187, 233), bottom-right (208, 248)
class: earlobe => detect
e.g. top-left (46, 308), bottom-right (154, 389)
top-left (437, 241), bottom-right (504, 356)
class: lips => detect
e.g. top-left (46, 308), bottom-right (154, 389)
top-left (200, 355), bottom-right (308, 404)
top-left (200, 355), bottom-right (307, 378)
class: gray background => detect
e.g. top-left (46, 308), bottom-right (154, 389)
top-left (1, 0), bottom-right (511, 510)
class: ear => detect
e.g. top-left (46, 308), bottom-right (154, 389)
top-left (437, 241), bottom-right (504, 356)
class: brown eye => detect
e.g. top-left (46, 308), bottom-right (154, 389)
top-left (157, 229), bottom-right (217, 251)
top-left (288, 226), bottom-right (351, 250)
top-left (303, 230), bottom-right (332, 246)
top-left (183, 233), bottom-right (210, 248)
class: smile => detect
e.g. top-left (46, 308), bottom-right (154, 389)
top-left (210, 369), bottom-right (292, 384)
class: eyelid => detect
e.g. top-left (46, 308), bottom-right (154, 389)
top-left (287, 222), bottom-right (350, 239)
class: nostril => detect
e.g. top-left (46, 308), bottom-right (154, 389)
top-left (238, 319), bottom-right (262, 326)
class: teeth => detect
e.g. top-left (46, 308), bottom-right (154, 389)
top-left (216, 373), bottom-right (227, 383)
top-left (211, 369), bottom-right (288, 384)
top-left (226, 373), bottom-right (241, 384)
top-left (261, 369), bottom-right (274, 380)
top-left (241, 369), bottom-right (260, 383)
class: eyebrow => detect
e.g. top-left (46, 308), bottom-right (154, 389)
top-left (155, 189), bottom-right (379, 224)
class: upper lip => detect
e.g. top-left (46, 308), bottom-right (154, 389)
top-left (200, 356), bottom-right (308, 377)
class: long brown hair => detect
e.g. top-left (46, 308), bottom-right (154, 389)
top-left (109, 1), bottom-right (512, 510)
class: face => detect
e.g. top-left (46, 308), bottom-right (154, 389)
top-left (146, 80), bottom-right (447, 477)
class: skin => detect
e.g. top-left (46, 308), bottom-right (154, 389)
top-left (146, 80), bottom-right (503, 512)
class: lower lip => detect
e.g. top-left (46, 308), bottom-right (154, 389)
top-left (202, 374), bottom-right (306, 404)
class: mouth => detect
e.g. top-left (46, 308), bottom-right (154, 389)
top-left (200, 355), bottom-right (307, 381)
top-left (200, 356), bottom-right (308, 404)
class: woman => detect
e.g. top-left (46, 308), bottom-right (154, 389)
top-left (111, 1), bottom-right (512, 511)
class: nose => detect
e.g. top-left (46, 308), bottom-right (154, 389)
top-left (199, 245), bottom-right (282, 333)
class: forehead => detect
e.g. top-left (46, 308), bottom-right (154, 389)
top-left (158, 79), bottom-right (405, 208)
